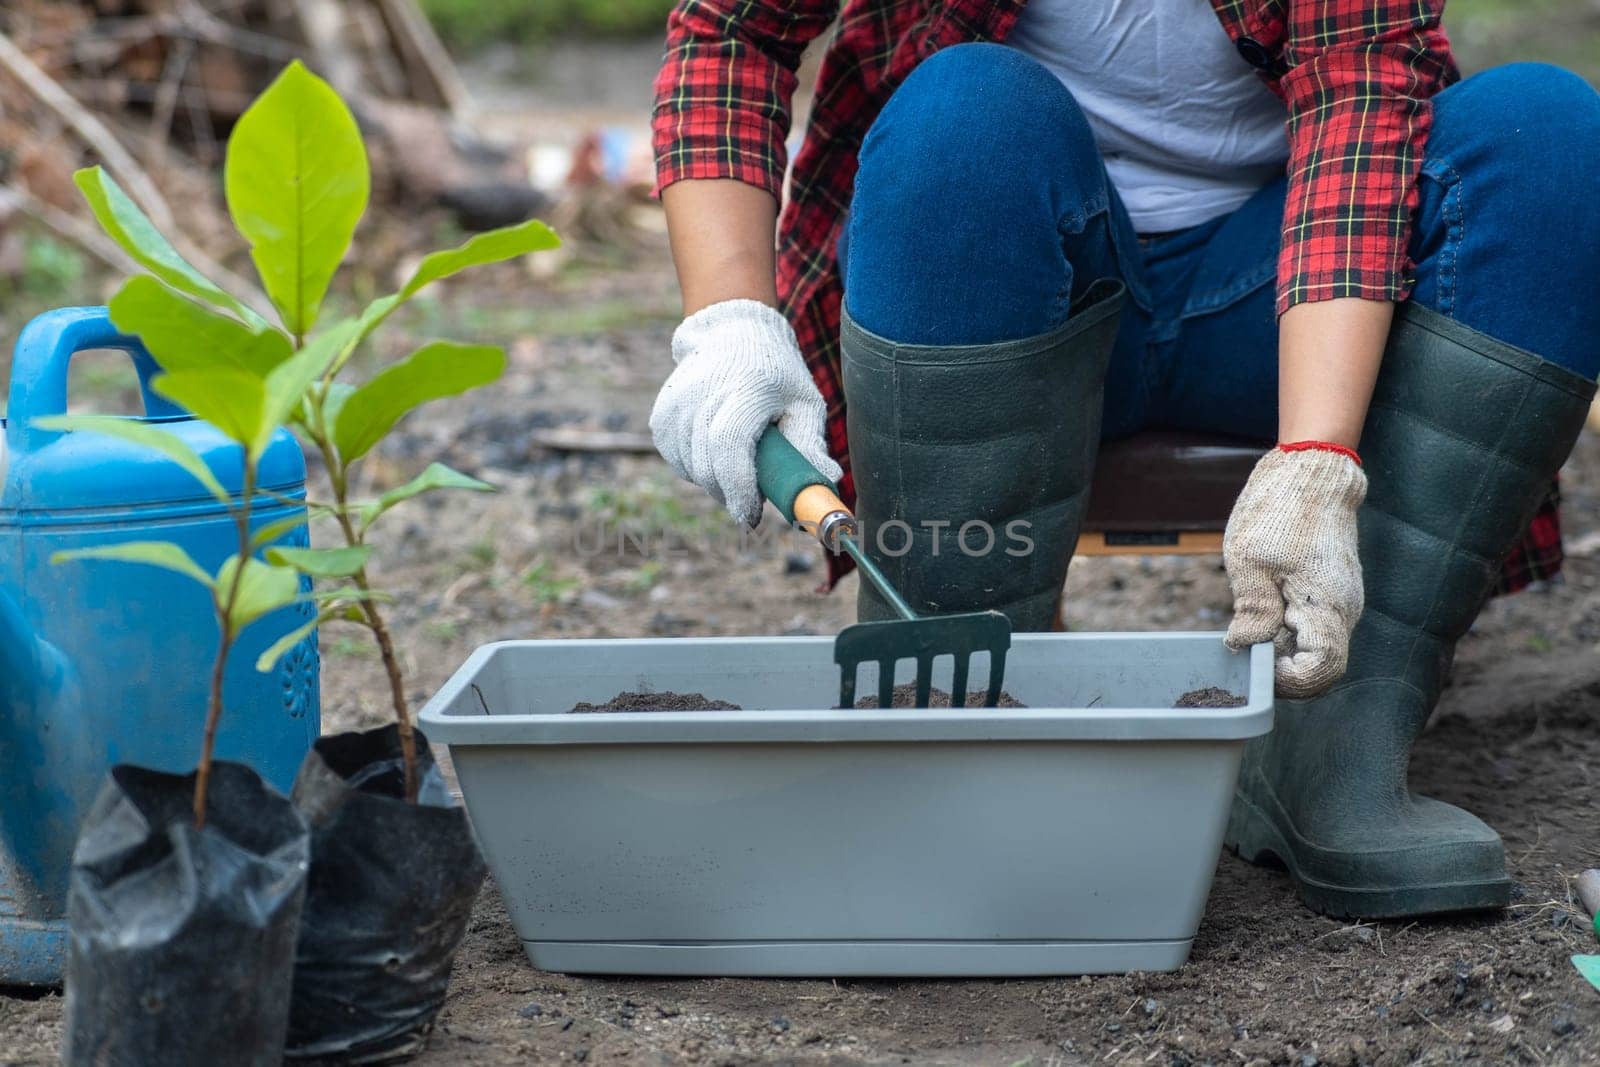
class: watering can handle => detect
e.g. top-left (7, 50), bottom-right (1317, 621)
top-left (5, 306), bottom-right (183, 453)
top-left (755, 425), bottom-right (853, 543)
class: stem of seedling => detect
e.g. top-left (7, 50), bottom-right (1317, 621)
top-left (195, 463), bottom-right (256, 830)
top-left (306, 387), bottom-right (419, 803)
top-left (344, 554), bottom-right (418, 805)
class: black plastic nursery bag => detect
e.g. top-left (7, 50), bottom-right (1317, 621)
top-left (285, 724), bottom-right (487, 1064)
top-left (63, 761), bottom-right (310, 1067)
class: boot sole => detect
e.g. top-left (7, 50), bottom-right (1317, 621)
top-left (1226, 790), bottom-right (1512, 920)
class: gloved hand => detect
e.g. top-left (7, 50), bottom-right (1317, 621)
top-left (1223, 442), bottom-right (1368, 697)
top-left (650, 299), bottom-right (842, 527)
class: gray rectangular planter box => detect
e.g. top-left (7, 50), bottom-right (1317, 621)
top-left (420, 632), bottom-right (1273, 977)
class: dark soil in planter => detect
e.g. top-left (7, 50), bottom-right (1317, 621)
top-left (854, 685), bottom-right (1248, 708)
top-left (1174, 686), bottom-right (1248, 707)
top-left (64, 761), bottom-right (308, 1067)
top-left (568, 691), bottom-right (742, 712)
top-left (567, 686), bottom-right (1032, 711)
top-left (854, 683), bottom-right (1028, 708)
top-left (570, 686), bottom-right (1242, 711)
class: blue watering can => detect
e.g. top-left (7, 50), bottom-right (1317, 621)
top-left (0, 307), bottom-right (320, 986)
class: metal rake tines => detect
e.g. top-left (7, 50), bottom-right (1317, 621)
top-left (833, 612), bottom-right (1011, 709)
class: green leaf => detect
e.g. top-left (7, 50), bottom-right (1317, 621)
top-left (359, 462), bottom-right (493, 531)
top-left (265, 319), bottom-right (357, 435)
top-left (32, 415), bottom-right (230, 504)
top-left (319, 381), bottom-right (356, 434)
top-left (250, 512), bottom-right (310, 550)
top-left (74, 168), bottom-right (264, 328)
top-left (255, 612), bottom-right (327, 672)
top-left (52, 541), bottom-right (215, 589)
top-left (398, 220), bottom-right (561, 300)
top-left (338, 220), bottom-right (560, 372)
top-left (267, 544), bottom-right (371, 578)
top-left (293, 381), bottom-right (355, 437)
top-left (335, 342), bottom-right (505, 463)
top-left (109, 276), bottom-right (292, 376)
top-left (224, 60), bottom-right (369, 337)
top-left (218, 555), bottom-right (302, 635)
top-left (152, 369), bottom-right (269, 455)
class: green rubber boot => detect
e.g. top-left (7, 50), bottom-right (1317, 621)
top-left (1226, 304), bottom-right (1596, 918)
top-left (841, 279), bottom-right (1125, 631)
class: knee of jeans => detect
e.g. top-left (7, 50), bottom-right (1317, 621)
top-left (1444, 63), bottom-right (1600, 194)
top-left (856, 43), bottom-right (1104, 223)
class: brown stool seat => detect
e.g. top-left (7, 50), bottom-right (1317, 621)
top-left (1079, 430), bottom-right (1270, 554)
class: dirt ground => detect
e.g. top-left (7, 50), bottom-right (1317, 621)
top-left (3, 238), bottom-right (1598, 1066)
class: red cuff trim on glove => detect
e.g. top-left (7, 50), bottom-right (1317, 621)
top-left (1278, 440), bottom-right (1362, 466)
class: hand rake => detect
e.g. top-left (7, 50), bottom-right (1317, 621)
top-left (755, 427), bottom-right (1011, 708)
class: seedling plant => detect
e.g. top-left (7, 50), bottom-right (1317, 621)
top-left (46, 59), bottom-right (559, 820)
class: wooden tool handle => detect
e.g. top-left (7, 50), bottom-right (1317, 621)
top-left (755, 426), bottom-right (850, 534)
top-left (792, 483), bottom-right (849, 529)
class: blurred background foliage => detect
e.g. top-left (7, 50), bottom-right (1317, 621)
top-left (412, 0), bottom-right (1600, 88)
top-left (417, 0), bottom-right (677, 49)
top-left (1449, 0), bottom-right (1600, 83)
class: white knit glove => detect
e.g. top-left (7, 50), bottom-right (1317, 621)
top-left (649, 299), bottom-right (842, 527)
top-left (1223, 444), bottom-right (1368, 698)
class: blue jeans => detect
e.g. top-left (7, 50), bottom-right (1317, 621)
top-left (842, 45), bottom-right (1600, 440)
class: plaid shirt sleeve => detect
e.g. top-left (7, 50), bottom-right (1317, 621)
top-left (651, 0), bottom-right (842, 199)
top-left (1275, 1), bottom-right (1454, 314)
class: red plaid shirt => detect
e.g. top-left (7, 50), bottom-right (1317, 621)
top-left (653, 0), bottom-right (1565, 596)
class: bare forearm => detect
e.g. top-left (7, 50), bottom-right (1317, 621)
top-left (1278, 298), bottom-right (1394, 449)
top-left (651, 179), bottom-right (839, 526)
top-left (662, 179), bottom-right (780, 314)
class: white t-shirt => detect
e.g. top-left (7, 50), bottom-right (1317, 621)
top-left (1006, 0), bottom-right (1289, 233)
